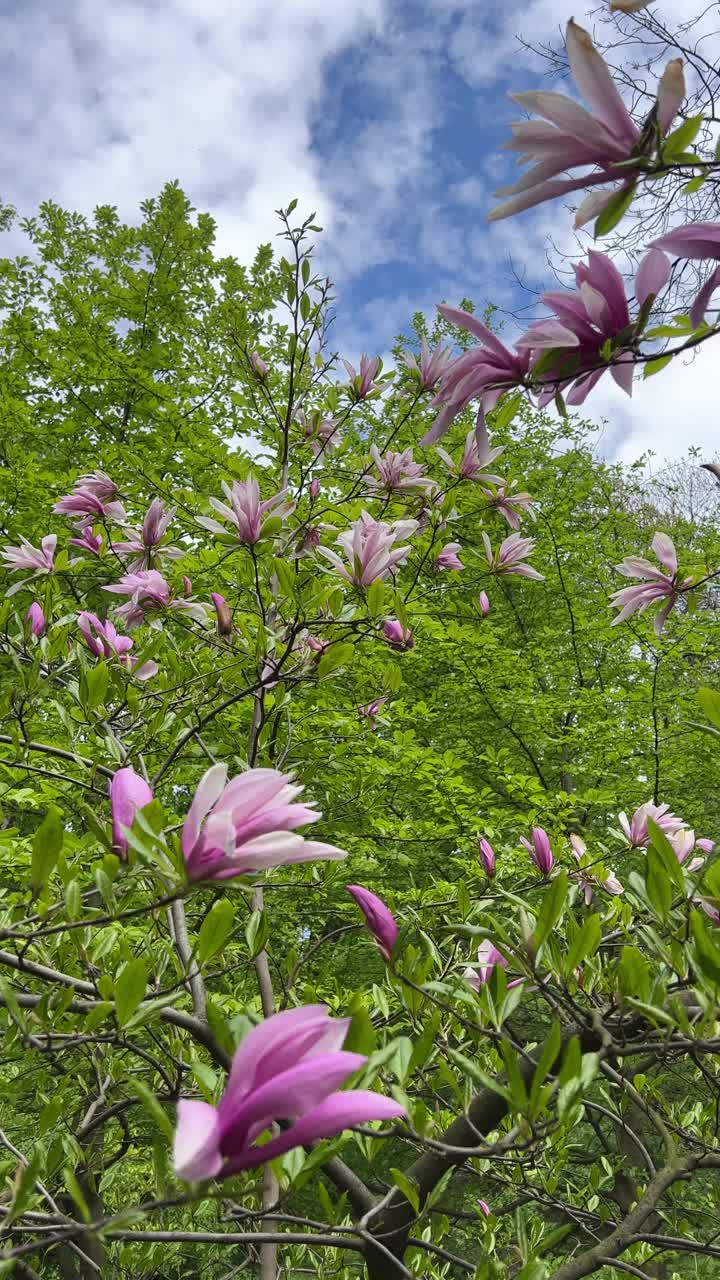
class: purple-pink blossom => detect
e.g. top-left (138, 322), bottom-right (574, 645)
top-left (477, 1199), bottom-right (491, 1218)
top-left (69, 526), bottom-right (102, 557)
top-left (211, 592), bottom-right (233, 637)
top-left (300, 411), bottom-right (339, 458)
top-left (358, 697), bottom-right (387, 730)
top-left (25, 602), bottom-right (45, 636)
top-left (570, 835), bottom-right (623, 903)
top-left (521, 827), bottom-right (554, 875)
top-left (618, 801), bottom-right (684, 848)
top-left (2, 535), bottom-right (57, 596)
top-left (173, 1005), bottom-right (404, 1182)
top-left (109, 766), bottom-right (154, 858)
top-left (483, 532), bottom-right (543, 581)
top-left (401, 338), bottom-right (454, 391)
top-left (436, 431), bottom-right (505, 484)
top-left (347, 885), bottom-right (398, 961)
top-left (249, 351), bottom-right (268, 379)
top-left (650, 222), bottom-right (720, 327)
top-left (309, 477), bottom-right (321, 502)
top-left (181, 764), bottom-right (346, 883)
top-left (199, 476), bottom-right (291, 547)
top-left (422, 306), bottom-right (531, 447)
top-left (53, 489), bottom-right (125, 522)
top-left (671, 829), bottom-right (706, 874)
top-left (463, 939), bottom-right (520, 991)
top-left (383, 619), bottom-right (414, 651)
top-left (104, 570), bottom-right (207, 629)
top-left (478, 591), bottom-right (491, 617)
top-left (343, 354), bottom-right (382, 401)
top-left (517, 248), bottom-right (670, 407)
top-left (77, 611), bottom-right (158, 680)
top-left (112, 498), bottom-right (181, 570)
top-left (610, 532), bottom-right (690, 636)
top-left (368, 445), bottom-right (434, 495)
top-left (482, 483), bottom-right (535, 530)
top-left (74, 471), bottom-right (119, 502)
top-left (434, 542), bottom-right (464, 573)
top-left (318, 512), bottom-right (417, 588)
top-left (490, 19), bottom-right (684, 224)
top-left (478, 837), bottom-right (496, 878)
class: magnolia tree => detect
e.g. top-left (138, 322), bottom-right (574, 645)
top-left (1, 7), bottom-right (720, 1280)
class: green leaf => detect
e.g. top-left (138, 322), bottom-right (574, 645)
top-left (343, 994), bottom-right (377, 1056)
top-left (114, 957), bottom-right (148, 1027)
top-left (533, 870), bottom-right (568, 953)
top-left (646, 818), bottom-right (685, 891)
top-left (617, 946), bottom-right (651, 1003)
top-left (594, 183), bottom-right (637, 237)
top-left (31, 803), bottom-right (64, 897)
top-left (644, 354), bottom-right (673, 378)
top-left (645, 847), bottom-right (672, 922)
top-left (698, 687), bottom-right (720, 730)
top-left (663, 114), bottom-right (704, 158)
top-left (566, 914), bottom-right (602, 974)
top-left (529, 1020), bottom-right (562, 1113)
top-left (6, 1147), bottom-right (43, 1226)
top-left (390, 1167), bottom-right (420, 1214)
top-left (690, 910), bottom-right (720, 986)
top-left (366, 579), bottom-right (385, 618)
top-left (317, 643), bottom-right (354, 679)
top-left (446, 1048), bottom-right (511, 1103)
top-left (245, 909), bottom-right (270, 958)
top-left (197, 899), bottom-right (235, 966)
top-left (63, 1167), bottom-right (91, 1223)
top-left (492, 392), bottom-right (523, 432)
top-left (128, 1079), bottom-right (174, 1139)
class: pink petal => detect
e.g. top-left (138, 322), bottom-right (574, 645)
top-left (173, 1100), bottom-right (222, 1181)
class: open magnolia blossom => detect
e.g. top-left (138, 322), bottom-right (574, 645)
top-left (112, 498), bottom-right (182, 570)
top-left (104, 570), bottom-right (208, 629)
top-left (611, 532), bottom-right (691, 636)
top-left (181, 764), bottom-right (346, 882)
top-left (342, 353), bottom-right (382, 400)
top-left (2, 534), bottom-right (57, 595)
top-left (401, 337), bottom-right (454, 391)
top-left (318, 511), bottom-right (418, 587)
top-left (78, 612), bottom-right (158, 681)
top-left (490, 19), bottom-right (684, 223)
top-left (483, 532), bottom-right (543, 581)
top-left (367, 445), bottom-right (435, 495)
top-left (618, 801), bottom-right (684, 848)
top-left (198, 476), bottom-right (292, 546)
top-left (173, 1006), bottom-right (404, 1181)
top-left (435, 430), bottom-right (505, 483)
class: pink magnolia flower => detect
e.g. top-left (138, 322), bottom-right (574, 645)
top-left (182, 576), bottom-right (193, 597)
top-left (299, 411), bottom-right (339, 458)
top-left (651, 223), bottom-right (720, 327)
top-left (490, 19), bottom-right (684, 223)
top-left (198, 476), bottom-right (291, 546)
top-left (436, 430), bottom-right (505, 484)
top-left (306, 634), bottom-right (330, 657)
top-left (401, 338), bottom-right (454, 391)
top-left (318, 512), bottom-right (417, 587)
top-left (434, 542), bottom-right (464, 572)
top-left (383, 619), bottom-right (414, 651)
top-left (53, 489), bottom-right (125, 522)
top-left (699, 898), bottom-right (720, 927)
top-left (482, 483), bottom-right (535, 530)
top-left (618, 801), bottom-right (684, 848)
top-left (249, 351), bottom-right (268, 378)
top-left (422, 306), bottom-right (531, 447)
top-left (347, 885), bottom-right (398, 961)
top-left (112, 498), bottom-right (181, 570)
top-left (181, 764), bottom-right (347, 883)
top-left (358, 697), bottom-right (387, 730)
top-left (173, 1005), bottom-right (404, 1182)
top-left (477, 1199), bottom-right (491, 1218)
top-left (69, 526), bottom-right (102, 557)
top-left (521, 827), bottom-right (554, 875)
top-left (571, 836), bottom-right (624, 903)
top-left (478, 591), bottom-right (491, 617)
top-left (2, 535), bottom-right (57, 596)
top-left (464, 939), bottom-right (524, 991)
top-left (104, 570), bottom-right (207, 629)
top-left (74, 471), bottom-right (119, 502)
top-left (77, 611), bottom-right (158, 680)
top-left (517, 248), bottom-right (670, 407)
top-left (368, 445), bottom-right (434, 495)
top-left (483, 532), bottom-right (543, 581)
top-left (109, 766), bottom-right (153, 858)
top-left (670, 829), bottom-right (706, 874)
top-left (478, 836), bottom-right (496, 878)
top-left (211, 592), bottom-right (232, 637)
top-left (696, 838), bottom-right (715, 854)
top-left (309, 478), bottom-right (321, 502)
top-left (25, 602), bottom-right (45, 636)
top-left (343, 354), bottom-right (382, 401)
top-left (610, 532), bottom-right (690, 636)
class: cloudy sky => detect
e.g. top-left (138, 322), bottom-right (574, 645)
top-left (0, 0), bottom-right (717, 464)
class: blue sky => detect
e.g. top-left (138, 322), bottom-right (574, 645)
top-left (0, 0), bottom-right (716, 463)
